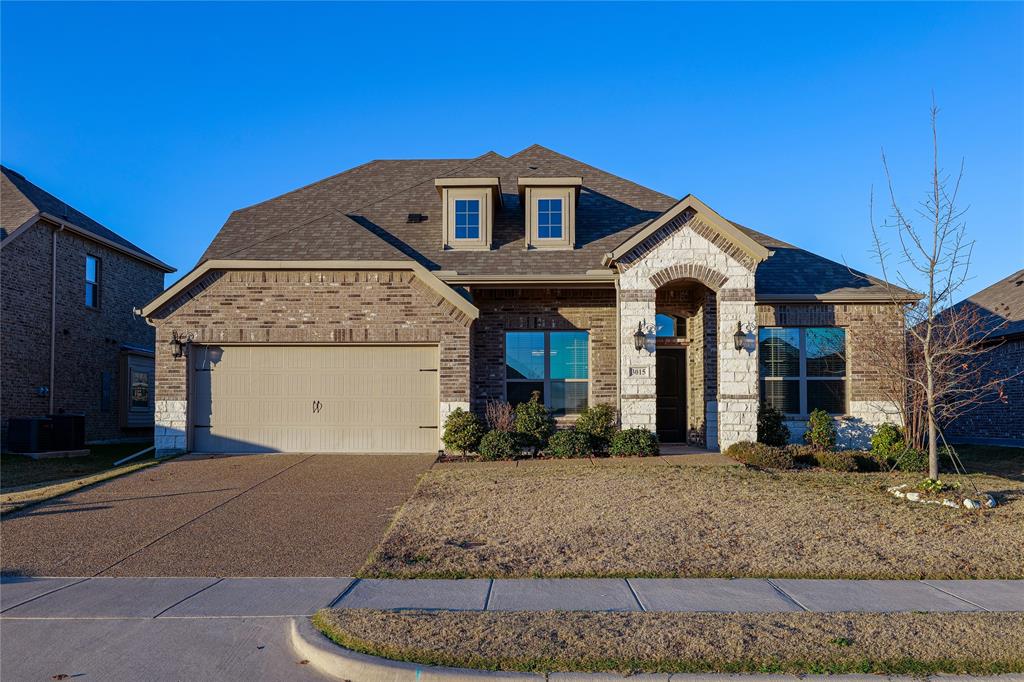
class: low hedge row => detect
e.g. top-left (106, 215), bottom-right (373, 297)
top-left (442, 401), bottom-right (659, 461)
top-left (724, 440), bottom-right (927, 473)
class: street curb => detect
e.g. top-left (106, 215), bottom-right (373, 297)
top-left (289, 617), bottom-right (541, 680)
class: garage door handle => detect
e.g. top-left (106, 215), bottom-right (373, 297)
top-left (419, 368), bottom-right (437, 372)
top-left (312, 400), bottom-right (322, 414)
top-left (419, 425), bottom-right (437, 429)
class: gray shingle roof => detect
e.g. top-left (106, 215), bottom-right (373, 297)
top-left (1, 166), bottom-right (173, 271)
top-left (198, 145), bottom-right (905, 299)
top-left (945, 270), bottom-right (1024, 341)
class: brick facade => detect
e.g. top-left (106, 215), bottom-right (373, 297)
top-left (944, 335), bottom-right (1024, 446)
top-left (1, 221), bottom-right (165, 442)
top-left (470, 287), bottom-right (617, 417)
top-left (148, 269), bottom-right (472, 455)
top-left (756, 302), bottom-right (905, 447)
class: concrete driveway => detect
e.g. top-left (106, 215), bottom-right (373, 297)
top-left (0, 453), bottom-right (435, 577)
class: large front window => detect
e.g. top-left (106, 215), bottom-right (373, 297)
top-left (505, 330), bottom-right (588, 415)
top-left (759, 327), bottom-right (846, 415)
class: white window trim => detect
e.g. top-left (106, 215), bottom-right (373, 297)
top-left (453, 198), bottom-right (482, 241)
top-left (504, 330), bottom-right (591, 416)
top-left (759, 326), bottom-right (849, 417)
top-left (536, 197), bottom-right (564, 240)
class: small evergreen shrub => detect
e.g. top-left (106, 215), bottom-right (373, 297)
top-left (724, 441), bottom-right (759, 460)
top-left (894, 447), bottom-right (928, 473)
top-left (803, 409), bottom-right (837, 451)
top-left (609, 428), bottom-right (659, 457)
top-left (478, 430), bottom-right (519, 461)
top-left (441, 408), bottom-right (484, 455)
top-left (870, 422), bottom-right (905, 463)
top-left (547, 428), bottom-right (593, 458)
top-left (783, 443), bottom-right (820, 467)
top-left (514, 392), bottom-right (555, 449)
top-left (757, 404), bottom-right (790, 447)
top-left (815, 450), bottom-right (858, 472)
top-left (574, 404), bottom-right (618, 452)
top-left (728, 442), bottom-right (795, 469)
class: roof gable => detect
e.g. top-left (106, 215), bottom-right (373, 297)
top-left (944, 269), bottom-right (1024, 340)
top-left (0, 166), bottom-right (174, 272)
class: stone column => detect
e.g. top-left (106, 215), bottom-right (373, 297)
top-left (619, 289), bottom-right (657, 430)
top-left (716, 288), bottom-right (758, 450)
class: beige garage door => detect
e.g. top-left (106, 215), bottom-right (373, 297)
top-left (192, 345), bottom-right (438, 454)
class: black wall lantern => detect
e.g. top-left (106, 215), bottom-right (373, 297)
top-left (169, 331), bottom-right (194, 359)
top-left (633, 321), bottom-right (647, 353)
top-left (733, 321), bottom-right (746, 351)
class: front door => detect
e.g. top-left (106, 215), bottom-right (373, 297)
top-left (656, 348), bottom-right (686, 442)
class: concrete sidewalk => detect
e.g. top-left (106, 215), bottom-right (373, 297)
top-left (3, 576), bottom-right (1023, 617)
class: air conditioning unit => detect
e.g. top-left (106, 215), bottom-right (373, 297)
top-left (6, 417), bottom-right (54, 453)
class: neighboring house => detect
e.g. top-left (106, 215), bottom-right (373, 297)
top-left (141, 145), bottom-right (910, 456)
top-left (1, 166), bottom-right (175, 444)
top-left (943, 270), bottom-right (1024, 447)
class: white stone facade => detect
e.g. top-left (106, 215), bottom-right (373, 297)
top-left (618, 220), bottom-right (758, 450)
top-left (155, 399), bottom-right (188, 456)
top-left (785, 399), bottom-right (903, 449)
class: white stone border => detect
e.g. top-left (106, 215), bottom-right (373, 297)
top-left (887, 484), bottom-right (996, 510)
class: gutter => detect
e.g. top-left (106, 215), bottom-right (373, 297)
top-left (37, 212), bottom-right (175, 273)
top-left (49, 225), bottom-right (63, 413)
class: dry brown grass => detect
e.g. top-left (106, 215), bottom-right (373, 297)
top-left (315, 608), bottom-right (1024, 674)
top-left (363, 460), bottom-right (1024, 578)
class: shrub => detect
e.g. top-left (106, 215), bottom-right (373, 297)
top-left (757, 404), bottom-right (790, 447)
top-left (894, 447), bottom-right (928, 473)
top-left (724, 441), bottom-right (759, 460)
top-left (484, 400), bottom-right (516, 432)
top-left (547, 428), bottom-right (593, 458)
top-left (870, 422), bottom-right (905, 463)
top-left (575, 404), bottom-right (618, 452)
top-left (441, 408), bottom-right (484, 455)
top-left (803, 409), bottom-right (837, 451)
top-left (815, 450), bottom-right (858, 472)
top-left (514, 392), bottom-right (555, 449)
top-left (783, 443), bottom-right (819, 467)
top-left (609, 428), bottom-right (659, 457)
top-left (478, 430), bottom-right (519, 461)
top-left (728, 442), bottom-right (795, 469)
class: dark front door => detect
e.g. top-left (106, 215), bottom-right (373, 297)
top-left (656, 348), bottom-right (687, 443)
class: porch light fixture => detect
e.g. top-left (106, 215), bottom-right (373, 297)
top-left (733, 321), bottom-right (746, 351)
top-left (633, 321), bottom-right (646, 353)
top-left (169, 331), bottom-right (194, 359)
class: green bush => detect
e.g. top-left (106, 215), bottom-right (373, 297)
top-left (870, 422), bottom-right (905, 463)
top-left (894, 447), bottom-right (928, 473)
top-left (441, 408), bottom-right (484, 455)
top-left (757, 404), bottom-right (790, 447)
top-left (803, 409), bottom-right (837, 451)
top-left (574, 404), bottom-right (618, 452)
top-left (547, 428), bottom-right (593, 458)
top-left (514, 392), bottom-right (555, 449)
top-left (783, 443), bottom-right (820, 467)
top-left (815, 450), bottom-right (858, 472)
top-left (609, 428), bottom-right (659, 457)
top-left (478, 430), bottom-right (519, 461)
top-left (727, 442), bottom-right (795, 469)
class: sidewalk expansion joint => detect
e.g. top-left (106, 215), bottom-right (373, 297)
top-left (766, 578), bottom-right (809, 611)
top-left (152, 577), bottom-right (224, 618)
top-left (919, 579), bottom-right (991, 612)
top-left (624, 578), bottom-right (647, 611)
top-left (328, 577), bottom-right (360, 608)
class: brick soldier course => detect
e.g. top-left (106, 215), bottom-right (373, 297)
top-left (142, 145), bottom-right (918, 456)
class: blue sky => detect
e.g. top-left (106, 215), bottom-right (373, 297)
top-left (2, 2), bottom-right (1021, 296)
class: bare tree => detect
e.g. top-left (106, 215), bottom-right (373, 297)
top-left (867, 100), bottom-right (1015, 478)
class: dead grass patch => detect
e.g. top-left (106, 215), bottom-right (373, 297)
top-left (363, 461), bottom-right (1024, 578)
top-left (315, 609), bottom-right (1024, 675)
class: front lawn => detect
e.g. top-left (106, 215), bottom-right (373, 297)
top-left (314, 609), bottom-right (1024, 676)
top-left (362, 460), bottom-right (1024, 579)
top-left (949, 444), bottom-right (1024, 481)
top-left (1, 442), bottom-right (154, 491)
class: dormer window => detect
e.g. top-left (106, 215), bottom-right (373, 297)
top-left (518, 176), bottom-right (581, 250)
top-left (537, 199), bottom-right (563, 239)
top-left (435, 177), bottom-right (501, 250)
top-left (454, 199), bottom-right (480, 240)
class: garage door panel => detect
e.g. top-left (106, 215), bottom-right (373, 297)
top-left (192, 345), bottom-right (438, 454)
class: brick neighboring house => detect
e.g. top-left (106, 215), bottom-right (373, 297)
top-left (1, 166), bottom-right (174, 444)
top-left (943, 270), bottom-right (1024, 447)
top-left (141, 146), bottom-right (912, 456)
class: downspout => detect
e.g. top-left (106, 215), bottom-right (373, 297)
top-left (614, 272), bottom-right (621, 422)
top-left (49, 226), bottom-right (62, 413)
